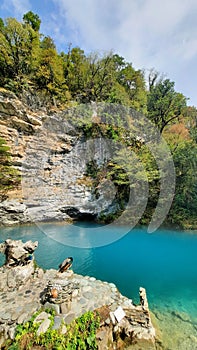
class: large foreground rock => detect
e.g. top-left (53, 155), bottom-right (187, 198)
top-left (0, 239), bottom-right (156, 349)
top-left (0, 238), bottom-right (38, 291)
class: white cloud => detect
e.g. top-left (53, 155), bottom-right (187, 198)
top-left (1, 0), bottom-right (31, 18)
top-left (51, 0), bottom-right (197, 63)
top-left (49, 0), bottom-right (197, 104)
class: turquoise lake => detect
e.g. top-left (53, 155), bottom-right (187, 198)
top-left (0, 222), bottom-right (197, 349)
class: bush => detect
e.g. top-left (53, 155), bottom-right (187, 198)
top-left (5, 309), bottom-right (100, 350)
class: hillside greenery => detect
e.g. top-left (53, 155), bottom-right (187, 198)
top-left (0, 137), bottom-right (20, 199)
top-left (0, 12), bottom-right (196, 229)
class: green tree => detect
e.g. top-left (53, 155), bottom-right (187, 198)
top-left (0, 18), bottom-right (4, 30)
top-left (23, 11), bottom-right (41, 31)
top-left (116, 61), bottom-right (147, 112)
top-left (35, 38), bottom-right (68, 103)
top-left (62, 46), bottom-right (88, 101)
top-left (63, 49), bottom-right (116, 103)
top-left (147, 78), bottom-right (187, 133)
top-left (107, 81), bottom-right (131, 106)
top-left (168, 139), bottom-right (197, 227)
top-left (40, 35), bottom-right (56, 50)
top-left (84, 53), bottom-right (116, 102)
top-left (0, 17), bottom-right (40, 89)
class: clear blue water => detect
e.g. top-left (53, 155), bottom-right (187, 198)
top-left (0, 222), bottom-right (197, 324)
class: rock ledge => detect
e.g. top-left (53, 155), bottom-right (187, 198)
top-left (0, 239), bottom-right (156, 349)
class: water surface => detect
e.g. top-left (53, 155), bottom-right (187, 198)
top-left (0, 223), bottom-right (197, 349)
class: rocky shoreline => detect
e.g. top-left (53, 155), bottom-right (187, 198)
top-left (0, 238), bottom-right (156, 349)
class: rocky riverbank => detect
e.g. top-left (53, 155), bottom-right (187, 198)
top-left (0, 238), bottom-right (156, 349)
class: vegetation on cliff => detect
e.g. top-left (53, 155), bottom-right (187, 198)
top-left (0, 137), bottom-right (20, 199)
top-left (0, 12), bottom-right (196, 229)
top-left (4, 309), bottom-right (100, 350)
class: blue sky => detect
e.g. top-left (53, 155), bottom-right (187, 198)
top-left (0, 0), bottom-right (197, 106)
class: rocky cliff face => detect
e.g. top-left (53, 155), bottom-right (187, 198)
top-left (0, 89), bottom-right (116, 226)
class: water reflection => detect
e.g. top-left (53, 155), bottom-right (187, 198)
top-left (38, 221), bottom-right (130, 248)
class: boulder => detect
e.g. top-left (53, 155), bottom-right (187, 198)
top-left (2, 238), bottom-right (38, 267)
top-left (0, 200), bottom-right (30, 226)
top-left (0, 239), bottom-right (38, 291)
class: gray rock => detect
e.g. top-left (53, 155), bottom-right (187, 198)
top-left (80, 279), bottom-right (89, 286)
top-left (83, 291), bottom-right (92, 299)
top-left (2, 312), bottom-right (11, 321)
top-left (0, 92), bottom-right (131, 226)
top-left (105, 318), bottom-right (111, 325)
top-left (89, 277), bottom-right (96, 282)
top-left (37, 318), bottom-right (51, 335)
top-left (96, 327), bottom-right (113, 350)
top-left (72, 289), bottom-right (78, 298)
top-left (81, 285), bottom-right (91, 293)
top-left (52, 316), bottom-right (62, 330)
top-left (17, 313), bottom-right (28, 324)
top-left (34, 268), bottom-right (44, 279)
top-left (33, 311), bottom-right (49, 324)
top-left (7, 270), bottom-right (17, 289)
top-left (0, 201), bottom-right (29, 226)
top-left (0, 201), bottom-right (26, 214)
top-left (79, 297), bottom-right (87, 305)
top-left (64, 313), bottom-right (75, 324)
top-left (2, 238), bottom-right (38, 267)
top-left (109, 312), bottom-right (116, 325)
top-left (44, 302), bottom-right (60, 315)
top-left (61, 325), bottom-right (67, 334)
top-left (60, 301), bottom-right (71, 314)
top-left (0, 273), bottom-right (7, 291)
top-left (11, 313), bottom-right (18, 321)
top-left (8, 327), bottom-right (16, 340)
top-left (139, 287), bottom-right (149, 310)
top-left (0, 239), bottom-right (38, 292)
top-left (122, 299), bottom-right (133, 307)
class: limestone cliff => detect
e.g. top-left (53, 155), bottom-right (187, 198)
top-left (0, 89), bottom-right (117, 226)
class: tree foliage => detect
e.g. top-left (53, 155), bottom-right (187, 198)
top-left (0, 17), bottom-right (40, 90)
top-left (35, 37), bottom-right (66, 98)
top-left (23, 11), bottom-right (41, 31)
top-left (168, 139), bottom-right (197, 227)
top-left (147, 78), bottom-right (187, 133)
top-left (0, 13), bottom-right (149, 109)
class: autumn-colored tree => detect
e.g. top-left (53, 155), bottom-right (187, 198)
top-left (182, 105), bottom-right (197, 143)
